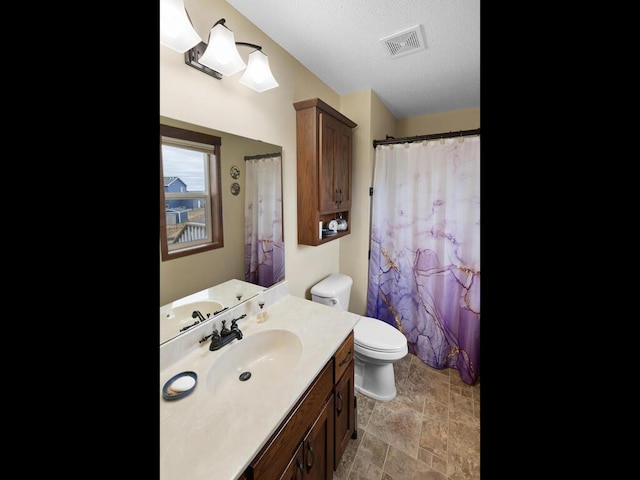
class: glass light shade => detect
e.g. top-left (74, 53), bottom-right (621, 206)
top-left (239, 50), bottom-right (279, 92)
top-left (160, 0), bottom-right (202, 52)
top-left (199, 24), bottom-right (247, 76)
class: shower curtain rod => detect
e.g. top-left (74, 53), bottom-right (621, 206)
top-left (372, 128), bottom-right (480, 148)
top-left (244, 152), bottom-right (281, 161)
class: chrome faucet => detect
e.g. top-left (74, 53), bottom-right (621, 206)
top-left (209, 315), bottom-right (245, 351)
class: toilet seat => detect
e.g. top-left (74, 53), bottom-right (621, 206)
top-left (354, 316), bottom-right (407, 354)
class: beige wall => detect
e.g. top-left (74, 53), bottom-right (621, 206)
top-left (396, 108), bottom-right (480, 137)
top-left (339, 92), bottom-right (398, 315)
top-left (160, 0), bottom-right (480, 314)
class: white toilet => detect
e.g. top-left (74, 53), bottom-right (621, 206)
top-left (311, 273), bottom-right (408, 401)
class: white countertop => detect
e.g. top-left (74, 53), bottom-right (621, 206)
top-left (160, 292), bottom-right (360, 480)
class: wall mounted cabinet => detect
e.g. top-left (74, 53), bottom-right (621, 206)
top-left (294, 98), bottom-right (357, 246)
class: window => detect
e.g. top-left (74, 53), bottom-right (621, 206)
top-left (160, 124), bottom-right (223, 261)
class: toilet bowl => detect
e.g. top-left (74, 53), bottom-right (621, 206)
top-left (311, 273), bottom-right (408, 401)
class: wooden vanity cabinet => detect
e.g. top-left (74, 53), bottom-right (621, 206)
top-left (277, 443), bottom-right (304, 480)
top-left (294, 98), bottom-right (357, 246)
top-left (247, 361), bottom-right (334, 480)
top-left (274, 400), bottom-right (332, 480)
top-left (302, 396), bottom-right (334, 480)
top-left (245, 331), bottom-right (356, 480)
top-left (333, 331), bottom-right (356, 469)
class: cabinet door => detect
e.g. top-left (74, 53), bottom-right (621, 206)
top-left (334, 119), bottom-right (352, 211)
top-left (319, 113), bottom-right (352, 213)
top-left (334, 361), bottom-right (355, 468)
top-left (303, 394), bottom-right (334, 480)
top-left (319, 112), bottom-right (339, 212)
top-left (278, 442), bottom-right (304, 480)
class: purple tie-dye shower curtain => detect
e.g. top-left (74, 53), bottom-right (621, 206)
top-left (366, 136), bottom-right (480, 385)
top-left (244, 154), bottom-right (285, 288)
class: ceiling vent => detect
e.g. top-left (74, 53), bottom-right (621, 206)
top-left (380, 25), bottom-right (426, 58)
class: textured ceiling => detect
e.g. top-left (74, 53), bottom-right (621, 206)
top-left (226, 0), bottom-right (480, 119)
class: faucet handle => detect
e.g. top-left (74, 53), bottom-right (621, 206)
top-left (211, 326), bottom-right (220, 340)
top-left (199, 325), bottom-right (220, 344)
top-left (220, 319), bottom-right (230, 336)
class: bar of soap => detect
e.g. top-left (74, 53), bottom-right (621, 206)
top-left (171, 375), bottom-right (196, 392)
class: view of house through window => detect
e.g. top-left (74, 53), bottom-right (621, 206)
top-left (160, 124), bottom-right (223, 261)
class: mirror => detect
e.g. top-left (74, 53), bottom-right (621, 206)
top-left (160, 116), bottom-right (284, 345)
top-left (160, 279), bottom-right (267, 344)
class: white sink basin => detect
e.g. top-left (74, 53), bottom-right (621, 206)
top-left (160, 300), bottom-right (224, 343)
top-left (206, 329), bottom-right (303, 397)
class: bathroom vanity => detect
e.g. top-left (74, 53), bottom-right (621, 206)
top-left (248, 331), bottom-right (354, 480)
top-left (160, 281), bottom-right (360, 480)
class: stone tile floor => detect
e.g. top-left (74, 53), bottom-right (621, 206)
top-left (334, 352), bottom-right (480, 480)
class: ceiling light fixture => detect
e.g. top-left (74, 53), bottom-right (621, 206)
top-left (197, 20), bottom-right (247, 76)
top-left (238, 46), bottom-right (279, 92)
top-left (186, 19), bottom-right (278, 93)
top-left (160, 0), bottom-right (202, 53)
top-left (159, 3), bottom-right (279, 93)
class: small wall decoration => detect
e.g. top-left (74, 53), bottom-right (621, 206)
top-left (230, 165), bottom-right (240, 179)
top-left (231, 182), bottom-right (241, 196)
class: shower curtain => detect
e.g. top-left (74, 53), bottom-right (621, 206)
top-left (366, 136), bottom-right (480, 384)
top-left (244, 154), bottom-right (284, 288)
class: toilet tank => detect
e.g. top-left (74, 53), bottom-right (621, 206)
top-left (311, 273), bottom-right (353, 311)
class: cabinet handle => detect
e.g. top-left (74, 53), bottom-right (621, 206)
top-left (296, 458), bottom-right (304, 479)
top-left (337, 391), bottom-right (343, 413)
top-left (306, 441), bottom-right (315, 469)
top-left (339, 350), bottom-right (352, 366)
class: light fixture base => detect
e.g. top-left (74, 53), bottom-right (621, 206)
top-left (184, 42), bottom-right (223, 79)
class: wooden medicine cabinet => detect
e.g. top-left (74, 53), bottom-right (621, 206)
top-left (294, 98), bottom-right (357, 246)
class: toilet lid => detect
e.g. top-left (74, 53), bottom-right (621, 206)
top-left (354, 316), bottom-right (407, 353)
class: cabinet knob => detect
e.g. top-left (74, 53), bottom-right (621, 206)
top-left (296, 458), bottom-right (303, 479)
top-left (339, 350), bottom-right (352, 366)
top-left (306, 441), bottom-right (315, 469)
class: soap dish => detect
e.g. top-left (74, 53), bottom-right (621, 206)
top-left (162, 371), bottom-right (197, 401)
